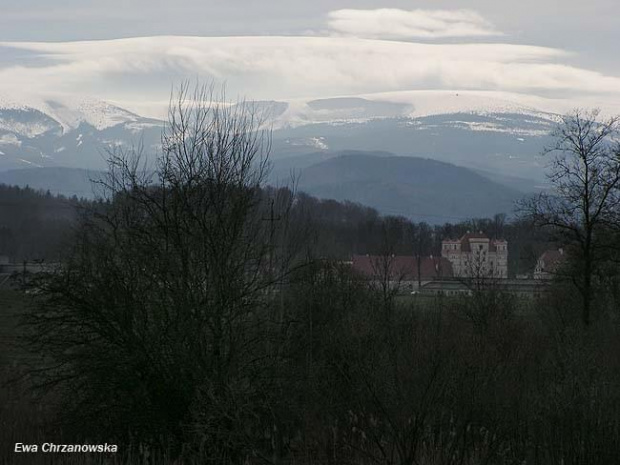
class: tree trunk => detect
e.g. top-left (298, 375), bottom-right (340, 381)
top-left (417, 254), bottom-right (422, 291)
top-left (581, 238), bottom-right (593, 327)
top-left (582, 258), bottom-right (592, 327)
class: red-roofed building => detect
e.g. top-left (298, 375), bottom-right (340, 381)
top-left (351, 254), bottom-right (453, 292)
top-left (441, 232), bottom-right (508, 278)
top-left (534, 249), bottom-right (566, 280)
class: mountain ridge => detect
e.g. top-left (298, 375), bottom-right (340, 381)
top-left (0, 91), bottom-right (566, 188)
top-left (0, 150), bottom-right (524, 222)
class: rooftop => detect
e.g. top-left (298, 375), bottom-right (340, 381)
top-left (442, 232), bottom-right (507, 253)
top-left (352, 255), bottom-right (453, 280)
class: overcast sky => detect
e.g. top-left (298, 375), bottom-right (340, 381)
top-left (1, 0), bottom-right (619, 115)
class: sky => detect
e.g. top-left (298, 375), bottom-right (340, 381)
top-left (1, 0), bottom-right (619, 116)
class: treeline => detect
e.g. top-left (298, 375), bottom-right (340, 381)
top-left (0, 184), bottom-right (83, 262)
top-left (0, 183), bottom-right (551, 277)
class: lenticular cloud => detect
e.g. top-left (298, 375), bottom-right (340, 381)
top-left (327, 9), bottom-right (502, 40)
top-left (0, 35), bottom-right (619, 107)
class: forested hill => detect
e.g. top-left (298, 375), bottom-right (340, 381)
top-left (0, 184), bottom-right (80, 261)
top-left (278, 153), bottom-right (523, 222)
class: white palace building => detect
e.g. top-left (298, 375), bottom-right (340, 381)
top-left (441, 232), bottom-right (508, 279)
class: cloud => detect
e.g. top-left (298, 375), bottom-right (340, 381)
top-left (1, 35), bottom-right (620, 116)
top-left (327, 9), bottom-right (502, 40)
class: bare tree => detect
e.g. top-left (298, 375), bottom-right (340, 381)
top-left (23, 83), bottom-right (302, 461)
top-left (519, 109), bottom-right (620, 326)
top-left (412, 222), bottom-right (433, 290)
top-left (369, 218), bottom-right (412, 312)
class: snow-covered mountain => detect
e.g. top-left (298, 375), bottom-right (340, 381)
top-left (0, 90), bottom-right (592, 218)
top-left (266, 91), bottom-right (570, 183)
top-left (0, 93), bottom-right (162, 170)
top-left (0, 90), bottom-right (598, 183)
top-left (270, 90), bottom-right (565, 127)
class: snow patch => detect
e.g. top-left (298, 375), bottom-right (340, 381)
top-left (288, 137), bottom-right (329, 150)
top-left (442, 120), bottom-right (551, 136)
top-left (125, 121), bottom-right (162, 133)
top-left (0, 92), bottom-right (149, 132)
top-left (0, 117), bottom-right (57, 138)
top-left (18, 158), bottom-right (42, 167)
top-left (0, 134), bottom-right (21, 146)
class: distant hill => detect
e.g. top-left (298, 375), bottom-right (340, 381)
top-left (0, 151), bottom-right (525, 221)
top-left (271, 112), bottom-right (555, 183)
top-left (274, 152), bottom-right (523, 222)
top-left (0, 183), bottom-right (79, 261)
top-left (269, 150), bottom-right (393, 183)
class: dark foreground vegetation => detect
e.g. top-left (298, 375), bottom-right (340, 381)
top-left (4, 281), bottom-right (620, 464)
top-left (0, 184), bottom-right (83, 261)
top-left (2, 88), bottom-right (620, 464)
